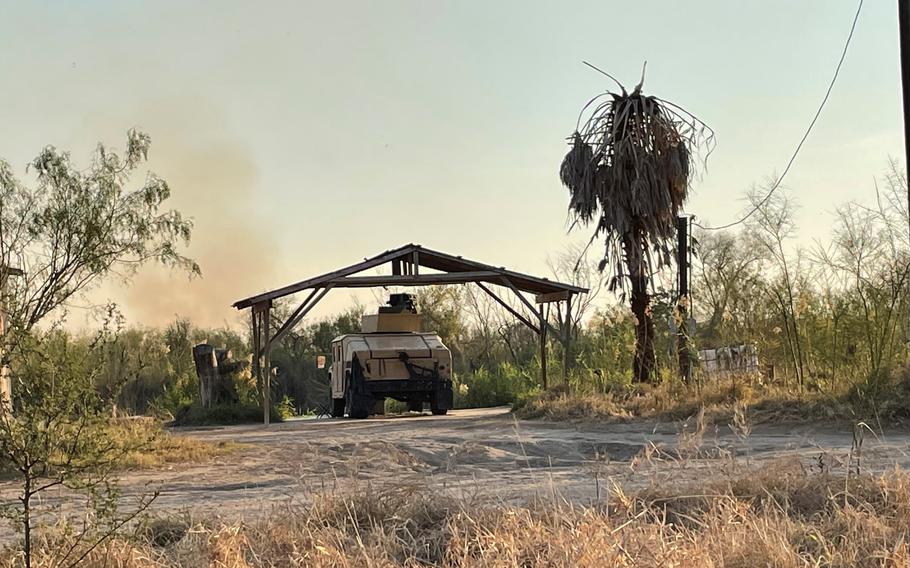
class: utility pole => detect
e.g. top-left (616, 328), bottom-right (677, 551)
top-left (676, 216), bottom-right (692, 383)
top-left (900, 0), bottom-right (910, 214)
top-left (899, 1), bottom-right (910, 349)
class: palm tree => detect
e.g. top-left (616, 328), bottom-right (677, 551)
top-left (559, 63), bottom-right (713, 382)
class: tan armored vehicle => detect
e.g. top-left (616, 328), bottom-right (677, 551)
top-left (329, 294), bottom-right (453, 419)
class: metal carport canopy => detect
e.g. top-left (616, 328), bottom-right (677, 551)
top-left (232, 243), bottom-right (587, 309)
top-left (233, 244), bottom-right (587, 424)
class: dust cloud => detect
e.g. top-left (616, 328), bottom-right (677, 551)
top-left (93, 101), bottom-right (279, 329)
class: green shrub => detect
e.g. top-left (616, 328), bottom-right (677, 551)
top-left (275, 395), bottom-right (296, 419)
top-left (455, 363), bottom-right (537, 409)
top-left (385, 399), bottom-right (410, 414)
top-left (172, 402), bottom-right (284, 426)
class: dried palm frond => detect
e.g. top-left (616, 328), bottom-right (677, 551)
top-left (560, 65), bottom-right (714, 289)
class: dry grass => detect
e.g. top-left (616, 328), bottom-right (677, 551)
top-left (512, 374), bottom-right (894, 426)
top-left (109, 418), bottom-right (241, 470)
top-left (9, 461), bottom-right (910, 567)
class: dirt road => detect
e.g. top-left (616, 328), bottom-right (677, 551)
top-left (104, 407), bottom-right (910, 519)
top-left (8, 407), bottom-right (910, 525)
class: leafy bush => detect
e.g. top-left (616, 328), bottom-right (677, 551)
top-left (455, 363), bottom-right (537, 409)
top-left (172, 402), bottom-right (284, 426)
top-left (275, 395), bottom-right (296, 420)
top-left (385, 399), bottom-right (409, 414)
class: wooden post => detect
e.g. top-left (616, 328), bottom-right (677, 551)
top-left (563, 293), bottom-right (572, 388)
top-left (0, 266), bottom-right (22, 410)
top-left (539, 304), bottom-right (548, 390)
top-left (251, 302), bottom-right (274, 425)
top-left (262, 304), bottom-right (271, 425)
top-left (899, 0), bottom-right (910, 219)
top-left (251, 309), bottom-right (261, 412)
top-left (677, 216), bottom-right (692, 383)
top-left (0, 307), bottom-right (8, 409)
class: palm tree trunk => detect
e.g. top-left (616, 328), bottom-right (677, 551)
top-left (624, 231), bottom-right (655, 383)
top-left (630, 269), bottom-right (655, 382)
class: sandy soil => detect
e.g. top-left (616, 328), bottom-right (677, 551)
top-left (6, 407), bottom-right (910, 527)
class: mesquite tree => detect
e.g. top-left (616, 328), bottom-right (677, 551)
top-left (0, 129), bottom-right (198, 332)
top-left (559, 65), bottom-right (713, 382)
top-left (0, 331), bottom-right (158, 568)
top-left (0, 131), bottom-right (194, 565)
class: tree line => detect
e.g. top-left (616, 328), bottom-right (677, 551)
top-left (75, 160), bottom-right (910, 416)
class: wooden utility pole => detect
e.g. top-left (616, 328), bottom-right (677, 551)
top-left (900, 0), bottom-right (910, 213)
top-left (676, 216), bottom-right (692, 382)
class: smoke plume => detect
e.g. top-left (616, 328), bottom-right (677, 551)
top-left (92, 100), bottom-right (278, 329)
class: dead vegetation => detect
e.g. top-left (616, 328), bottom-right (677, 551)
top-left (8, 459), bottom-right (910, 567)
top-left (109, 418), bottom-right (241, 470)
top-left (559, 64), bottom-right (714, 384)
top-left (512, 372), bottom-right (910, 426)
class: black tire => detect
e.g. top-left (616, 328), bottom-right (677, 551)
top-left (430, 400), bottom-right (448, 416)
top-left (345, 356), bottom-right (371, 419)
top-left (331, 398), bottom-right (345, 418)
top-left (407, 401), bottom-right (423, 413)
top-left (346, 388), bottom-right (369, 419)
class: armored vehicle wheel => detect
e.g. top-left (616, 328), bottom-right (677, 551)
top-left (430, 400), bottom-right (448, 416)
top-left (331, 398), bottom-right (345, 418)
top-left (346, 389), bottom-right (370, 419)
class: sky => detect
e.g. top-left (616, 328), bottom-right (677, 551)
top-left (0, 0), bottom-right (902, 330)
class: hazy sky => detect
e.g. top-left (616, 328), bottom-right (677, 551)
top-left (0, 0), bottom-right (902, 329)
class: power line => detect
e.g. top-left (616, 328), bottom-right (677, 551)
top-left (695, 0), bottom-right (864, 231)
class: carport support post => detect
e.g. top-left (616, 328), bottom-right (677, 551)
top-left (563, 293), bottom-right (572, 388)
top-left (263, 305), bottom-right (271, 425)
top-left (539, 304), bottom-right (548, 390)
top-left (252, 300), bottom-right (272, 425)
top-left (250, 309), bottom-right (260, 406)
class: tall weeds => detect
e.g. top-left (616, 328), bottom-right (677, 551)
top-left (13, 464), bottom-right (910, 567)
